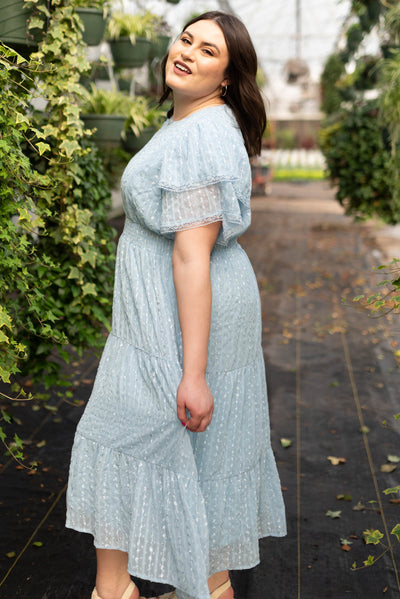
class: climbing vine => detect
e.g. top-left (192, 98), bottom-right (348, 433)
top-left (0, 0), bottom-right (116, 458)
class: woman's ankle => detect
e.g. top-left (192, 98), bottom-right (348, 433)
top-left (95, 576), bottom-right (136, 599)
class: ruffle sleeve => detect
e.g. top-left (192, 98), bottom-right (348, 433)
top-left (158, 108), bottom-right (251, 245)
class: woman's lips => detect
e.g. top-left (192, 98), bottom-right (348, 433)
top-left (173, 60), bottom-right (192, 75)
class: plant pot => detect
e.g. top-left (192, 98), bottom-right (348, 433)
top-left (109, 37), bottom-right (151, 68)
top-left (149, 35), bottom-right (170, 60)
top-left (76, 8), bottom-right (107, 46)
top-left (82, 114), bottom-right (127, 147)
top-left (122, 126), bottom-right (157, 153)
top-left (0, 0), bottom-right (42, 48)
top-left (117, 76), bottom-right (133, 92)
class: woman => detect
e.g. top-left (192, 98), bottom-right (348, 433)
top-left (66, 11), bottom-right (286, 599)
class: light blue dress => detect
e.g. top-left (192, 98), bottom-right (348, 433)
top-left (66, 104), bottom-right (286, 599)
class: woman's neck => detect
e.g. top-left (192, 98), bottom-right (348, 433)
top-left (172, 94), bottom-right (225, 121)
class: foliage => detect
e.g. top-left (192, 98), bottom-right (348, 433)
top-left (346, 23), bottom-right (364, 55)
top-left (81, 83), bottom-right (136, 115)
top-left (70, 0), bottom-right (112, 12)
top-left (273, 168), bottom-right (325, 182)
top-left (319, 100), bottom-right (400, 223)
top-left (320, 54), bottom-right (346, 115)
top-left (351, 428), bottom-right (400, 570)
top-left (0, 0), bottom-right (116, 389)
top-left (353, 259), bottom-right (400, 315)
top-left (384, 2), bottom-right (400, 44)
top-left (0, 45), bottom-right (51, 385)
top-left (379, 52), bottom-right (400, 145)
top-left (124, 98), bottom-right (167, 136)
top-left (106, 11), bottom-right (162, 43)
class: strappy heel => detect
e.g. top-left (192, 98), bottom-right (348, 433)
top-left (210, 579), bottom-right (232, 599)
top-left (92, 580), bottom-right (137, 599)
top-left (159, 577), bottom-right (232, 599)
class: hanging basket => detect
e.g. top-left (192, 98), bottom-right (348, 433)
top-left (76, 8), bottom-right (107, 46)
top-left (109, 37), bottom-right (151, 68)
top-left (122, 126), bottom-right (157, 153)
top-left (149, 35), bottom-right (170, 60)
top-left (284, 58), bottom-right (310, 84)
top-left (0, 0), bottom-right (42, 48)
top-left (82, 114), bottom-right (127, 147)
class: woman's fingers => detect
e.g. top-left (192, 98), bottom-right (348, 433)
top-left (185, 412), bottom-right (213, 432)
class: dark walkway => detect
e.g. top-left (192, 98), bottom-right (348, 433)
top-left (1, 182), bottom-right (400, 598)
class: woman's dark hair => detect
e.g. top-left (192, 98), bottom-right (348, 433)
top-left (158, 11), bottom-right (266, 157)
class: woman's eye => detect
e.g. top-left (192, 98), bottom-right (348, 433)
top-left (203, 49), bottom-right (213, 56)
top-left (181, 37), bottom-right (190, 44)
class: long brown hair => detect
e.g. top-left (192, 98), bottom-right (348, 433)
top-left (158, 11), bottom-right (266, 157)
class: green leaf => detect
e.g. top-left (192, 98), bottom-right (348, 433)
top-left (363, 555), bottom-right (375, 567)
top-left (363, 529), bottom-right (384, 545)
top-left (28, 16), bottom-right (45, 30)
top-left (36, 142), bottom-right (51, 156)
top-left (0, 329), bottom-right (9, 343)
top-left (1, 410), bottom-right (12, 424)
top-left (32, 541), bottom-right (43, 547)
top-left (391, 524), bottom-right (400, 543)
top-left (82, 282), bottom-right (97, 297)
top-left (383, 486), bottom-right (400, 495)
top-left (0, 427), bottom-right (7, 443)
top-left (59, 139), bottom-right (80, 157)
top-left (280, 438), bottom-right (293, 448)
top-left (387, 454), bottom-right (400, 464)
top-left (326, 510), bottom-right (341, 519)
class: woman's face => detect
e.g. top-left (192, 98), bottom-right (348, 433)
top-left (165, 19), bottom-right (230, 102)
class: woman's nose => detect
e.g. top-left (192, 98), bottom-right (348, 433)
top-left (181, 48), bottom-right (194, 62)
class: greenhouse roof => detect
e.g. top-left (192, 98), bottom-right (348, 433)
top-left (130, 0), bottom-right (351, 81)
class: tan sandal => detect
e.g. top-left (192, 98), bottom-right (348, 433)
top-left (92, 580), bottom-right (137, 599)
top-left (210, 579), bottom-right (232, 599)
top-left (159, 578), bottom-right (232, 599)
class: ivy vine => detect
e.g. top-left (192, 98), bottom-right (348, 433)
top-left (0, 0), bottom-right (116, 459)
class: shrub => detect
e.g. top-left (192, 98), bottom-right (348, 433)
top-left (319, 100), bottom-right (400, 223)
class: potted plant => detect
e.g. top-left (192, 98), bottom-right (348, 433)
top-left (72, 0), bottom-right (112, 46)
top-left (106, 11), bottom-right (157, 68)
top-left (0, 0), bottom-right (43, 52)
top-left (80, 84), bottom-right (134, 146)
top-left (122, 100), bottom-right (166, 153)
top-left (148, 17), bottom-right (171, 61)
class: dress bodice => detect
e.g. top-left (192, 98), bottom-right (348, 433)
top-left (120, 104), bottom-right (252, 246)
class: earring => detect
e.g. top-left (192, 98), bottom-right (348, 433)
top-left (221, 85), bottom-right (228, 97)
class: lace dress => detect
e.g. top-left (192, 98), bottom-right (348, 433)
top-left (66, 104), bottom-right (286, 599)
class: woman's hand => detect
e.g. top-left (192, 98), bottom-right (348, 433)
top-left (176, 374), bottom-right (214, 432)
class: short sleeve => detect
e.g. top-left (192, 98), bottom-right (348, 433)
top-left (158, 107), bottom-right (252, 245)
top-left (161, 184), bottom-right (223, 234)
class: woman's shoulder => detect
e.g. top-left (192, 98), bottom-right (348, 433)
top-left (166, 104), bottom-right (242, 142)
top-left (158, 105), bottom-right (250, 192)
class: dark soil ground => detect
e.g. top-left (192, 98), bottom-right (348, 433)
top-left (1, 182), bottom-right (400, 598)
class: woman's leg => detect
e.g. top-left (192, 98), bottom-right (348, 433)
top-left (95, 548), bottom-right (139, 599)
top-left (208, 571), bottom-right (234, 598)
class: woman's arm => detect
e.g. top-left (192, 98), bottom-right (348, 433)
top-left (172, 221), bottom-right (221, 432)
